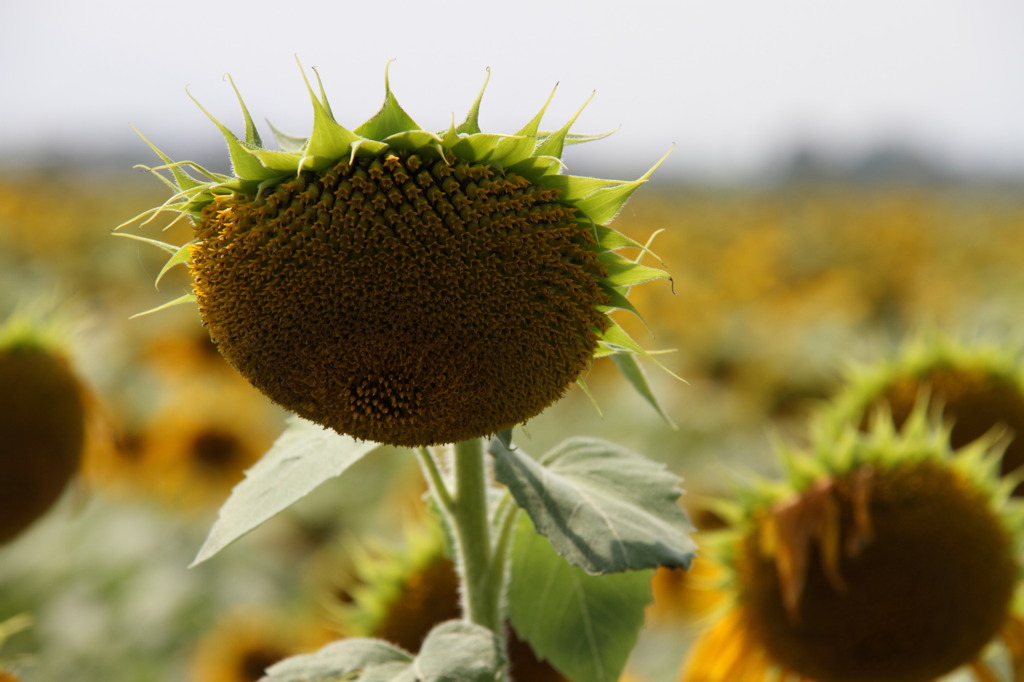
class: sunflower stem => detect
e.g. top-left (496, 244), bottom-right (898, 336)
top-left (415, 446), bottom-right (455, 514)
top-left (450, 437), bottom-right (503, 636)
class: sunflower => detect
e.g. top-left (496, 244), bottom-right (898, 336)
top-left (122, 62), bottom-right (669, 447)
top-left (826, 336), bottom-right (1024, 490)
top-left (682, 400), bottom-right (1024, 682)
top-left (321, 521), bottom-right (569, 682)
top-left (645, 500), bottom-right (730, 626)
top-left (0, 312), bottom-right (88, 545)
top-left (189, 610), bottom-right (327, 682)
top-left (94, 381), bottom-right (279, 507)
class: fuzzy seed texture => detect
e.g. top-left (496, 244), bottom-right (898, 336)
top-left (191, 153), bottom-right (610, 446)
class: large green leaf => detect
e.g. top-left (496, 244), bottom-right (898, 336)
top-left (490, 437), bottom-right (694, 574)
top-left (507, 516), bottom-right (653, 682)
top-left (258, 622), bottom-right (504, 682)
top-left (192, 417), bottom-right (382, 566)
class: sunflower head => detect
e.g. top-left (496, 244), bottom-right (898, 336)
top-left (189, 610), bottom-right (326, 682)
top-left (89, 382), bottom-right (278, 508)
top-left (124, 62), bottom-right (670, 447)
top-left (321, 520), bottom-right (568, 681)
top-left (684, 400), bottom-right (1024, 682)
top-left (0, 312), bottom-right (87, 544)
top-left (825, 335), bottom-right (1024, 491)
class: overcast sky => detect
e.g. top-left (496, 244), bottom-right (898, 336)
top-left (2, 0), bottom-right (1022, 179)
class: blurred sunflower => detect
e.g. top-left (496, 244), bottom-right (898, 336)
top-left (123, 62), bottom-right (670, 447)
top-left (320, 521), bottom-right (569, 682)
top-left (646, 502), bottom-right (729, 627)
top-left (682, 401), bottom-right (1024, 682)
top-left (87, 381), bottom-right (278, 508)
top-left (138, 322), bottom-right (235, 382)
top-left (0, 312), bottom-right (90, 545)
top-left (646, 558), bottom-right (726, 629)
top-left (827, 336), bottom-right (1024, 490)
top-left (190, 610), bottom-right (327, 682)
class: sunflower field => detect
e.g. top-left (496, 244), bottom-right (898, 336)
top-left (2, 80), bottom-right (1024, 682)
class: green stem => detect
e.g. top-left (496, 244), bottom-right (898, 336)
top-left (450, 438), bottom-right (502, 634)
top-left (416, 446), bottom-right (455, 514)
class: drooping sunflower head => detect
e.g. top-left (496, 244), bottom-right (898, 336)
top-left (123, 62), bottom-right (670, 447)
top-left (824, 334), bottom-right (1024, 491)
top-left (0, 311), bottom-right (87, 545)
top-left (683, 400), bottom-right (1024, 682)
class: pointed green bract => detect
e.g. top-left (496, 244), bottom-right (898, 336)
top-left (155, 241), bottom-right (195, 289)
top-left (128, 293), bottom-right (197, 319)
top-left (456, 67), bottom-right (491, 135)
top-left (354, 61), bottom-right (421, 140)
top-left (535, 91), bottom-right (595, 159)
top-left (133, 63), bottom-right (664, 228)
top-left (226, 73), bottom-right (262, 147)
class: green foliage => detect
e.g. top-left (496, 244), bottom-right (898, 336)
top-left (610, 353), bottom-right (676, 427)
top-left (259, 621), bottom-right (505, 682)
top-left (192, 416), bottom-right (382, 566)
top-left (491, 436), bottom-right (695, 574)
top-left (507, 516), bottom-right (653, 682)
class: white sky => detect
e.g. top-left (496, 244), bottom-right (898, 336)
top-left (1, 0), bottom-right (1022, 179)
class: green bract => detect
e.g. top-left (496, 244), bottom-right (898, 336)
top-left (123, 62), bottom-right (671, 447)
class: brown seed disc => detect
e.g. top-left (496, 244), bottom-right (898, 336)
top-left (738, 461), bottom-right (1016, 682)
top-left (0, 346), bottom-right (85, 544)
top-left (190, 152), bottom-right (610, 446)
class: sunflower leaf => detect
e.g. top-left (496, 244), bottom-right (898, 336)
top-left (258, 622), bottom-right (503, 682)
top-left (507, 515), bottom-right (654, 682)
top-left (259, 638), bottom-right (413, 682)
top-left (415, 621), bottom-right (506, 682)
top-left (490, 436), bottom-right (694, 574)
top-left (192, 416), bottom-right (382, 566)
